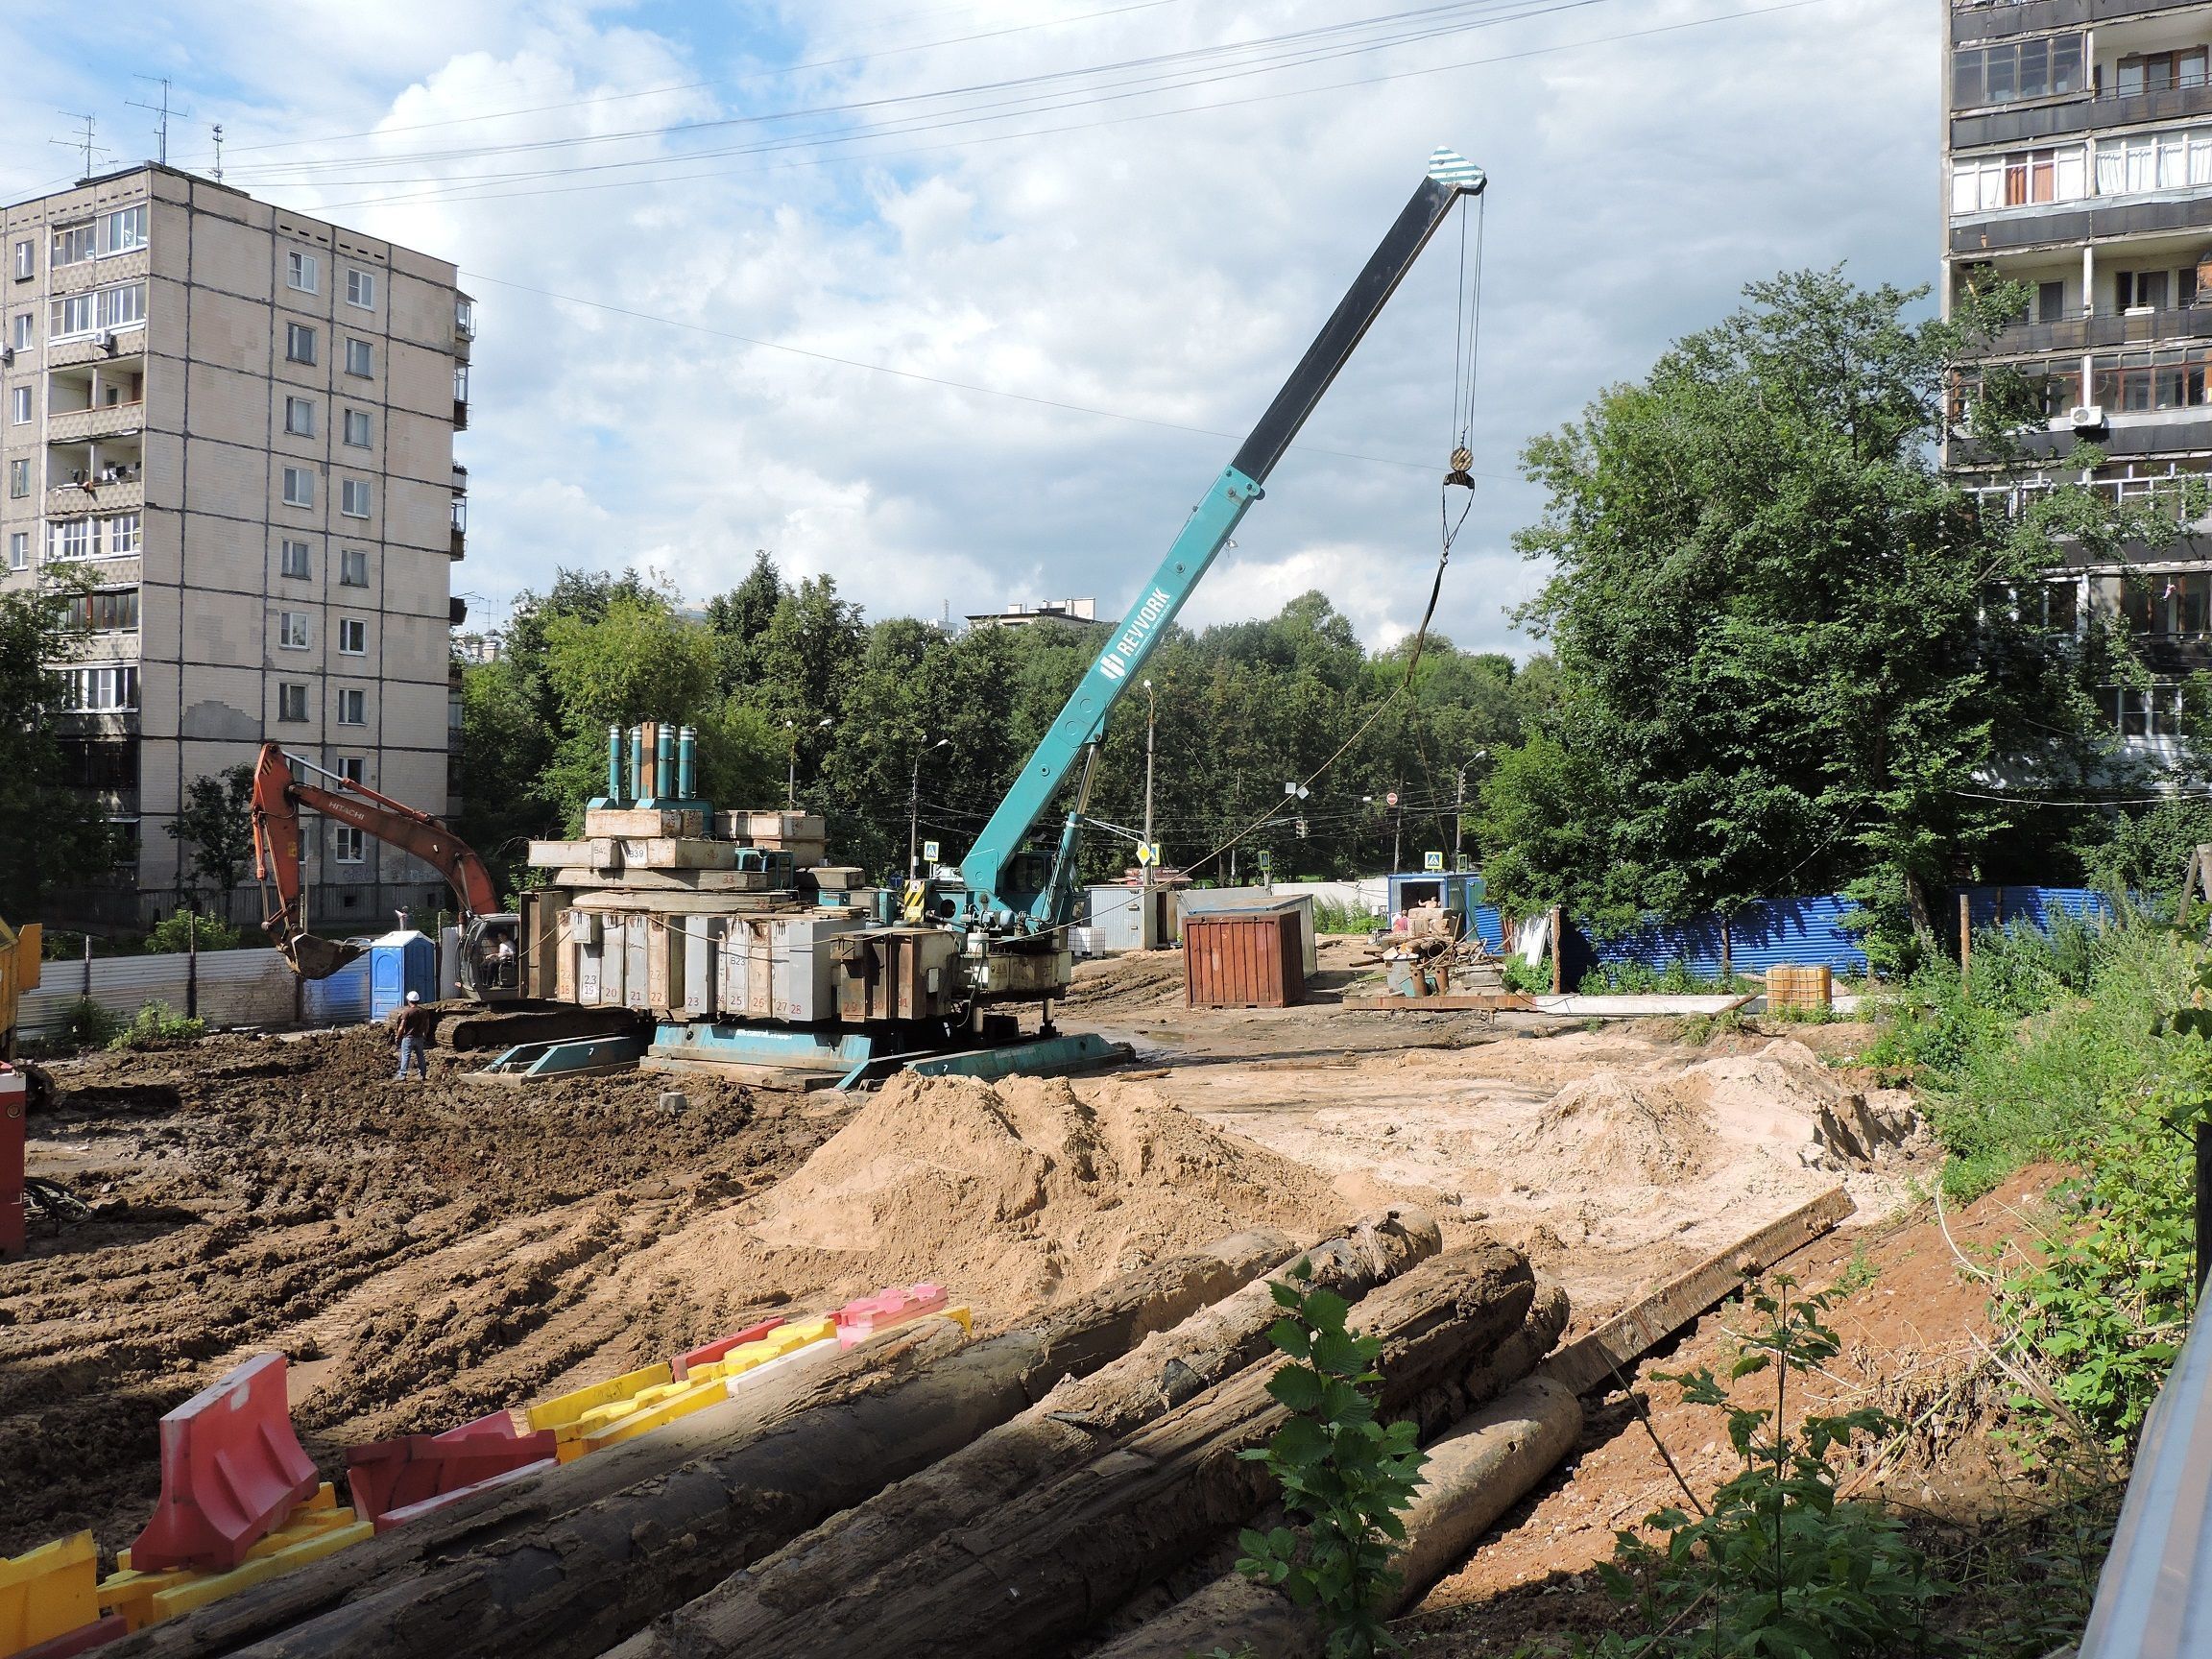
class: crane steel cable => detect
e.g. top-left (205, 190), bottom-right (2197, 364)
top-left (1175, 188), bottom-right (1487, 880)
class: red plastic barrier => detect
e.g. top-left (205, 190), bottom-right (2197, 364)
top-left (368, 1455), bottom-right (558, 1533)
top-left (670, 1318), bottom-right (785, 1382)
top-left (345, 1412), bottom-right (558, 1527)
top-left (1, 1066), bottom-right (28, 1260)
top-left (833, 1284), bottom-right (949, 1347)
top-left (17, 1612), bottom-right (129, 1656)
top-left (128, 1355), bottom-right (320, 1573)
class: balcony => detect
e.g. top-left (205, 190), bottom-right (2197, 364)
top-left (1954, 78), bottom-right (2212, 147)
top-left (1952, 189), bottom-right (2212, 253)
top-left (45, 475), bottom-right (142, 518)
top-left (453, 364), bottom-right (469, 432)
top-left (1987, 305), bottom-right (2212, 355)
top-left (449, 495), bottom-right (467, 562)
top-left (1953, 0), bottom-right (2192, 45)
top-left (46, 399), bottom-right (145, 444)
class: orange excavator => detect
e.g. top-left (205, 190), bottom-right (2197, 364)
top-left (250, 741), bottom-right (522, 1000)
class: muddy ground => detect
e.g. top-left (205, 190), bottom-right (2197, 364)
top-left (5, 940), bottom-right (1984, 1653)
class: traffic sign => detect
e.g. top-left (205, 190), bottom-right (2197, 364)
top-left (1423, 851), bottom-right (1444, 872)
top-left (1257, 850), bottom-right (1274, 872)
top-left (1136, 841), bottom-right (1158, 866)
top-left (1385, 791), bottom-right (1399, 807)
top-left (922, 839), bottom-right (941, 864)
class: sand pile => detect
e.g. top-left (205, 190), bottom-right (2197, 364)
top-left (1510, 1038), bottom-right (1911, 1193)
top-left (722, 1072), bottom-right (1348, 1316)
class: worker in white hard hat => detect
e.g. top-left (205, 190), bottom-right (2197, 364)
top-left (389, 988), bottom-right (435, 1080)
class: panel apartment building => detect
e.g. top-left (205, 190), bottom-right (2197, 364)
top-left (1944, 0), bottom-right (2212, 758)
top-left (0, 163), bottom-right (472, 930)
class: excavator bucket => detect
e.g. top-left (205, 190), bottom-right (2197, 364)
top-left (283, 933), bottom-right (365, 980)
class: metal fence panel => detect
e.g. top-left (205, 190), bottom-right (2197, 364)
top-left (1963, 885), bottom-right (2116, 931)
top-left (304, 958), bottom-right (371, 1024)
top-left (19, 948), bottom-right (300, 1037)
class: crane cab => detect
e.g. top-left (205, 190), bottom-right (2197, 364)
top-left (459, 913), bottom-right (524, 1001)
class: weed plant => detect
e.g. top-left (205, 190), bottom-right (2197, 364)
top-left (108, 1000), bottom-right (206, 1051)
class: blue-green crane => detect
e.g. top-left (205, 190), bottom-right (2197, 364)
top-left (957, 147), bottom-right (1488, 932)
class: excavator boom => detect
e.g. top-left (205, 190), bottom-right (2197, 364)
top-left (251, 743), bottom-right (500, 979)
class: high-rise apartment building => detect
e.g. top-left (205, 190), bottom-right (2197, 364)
top-left (0, 164), bottom-right (472, 930)
top-left (1943, 0), bottom-right (2212, 757)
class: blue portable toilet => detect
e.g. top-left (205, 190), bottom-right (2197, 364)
top-left (368, 929), bottom-right (437, 1019)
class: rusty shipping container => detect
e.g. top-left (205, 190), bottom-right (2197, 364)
top-left (1185, 906), bottom-right (1306, 1008)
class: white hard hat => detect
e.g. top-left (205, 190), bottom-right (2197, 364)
top-left (405, 991), bottom-right (421, 1003)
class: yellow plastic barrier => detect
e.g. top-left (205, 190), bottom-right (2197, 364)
top-left (524, 1360), bottom-right (673, 1459)
top-left (572, 1319), bottom-right (842, 1457)
top-left (99, 1487), bottom-right (370, 1632)
top-left (0, 1530), bottom-right (99, 1656)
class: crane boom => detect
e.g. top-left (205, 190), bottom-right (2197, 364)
top-left (251, 742), bottom-right (500, 978)
top-left (957, 149), bottom-right (1487, 928)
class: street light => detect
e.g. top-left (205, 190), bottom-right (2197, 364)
top-left (909, 736), bottom-right (951, 878)
top-left (785, 716), bottom-right (831, 809)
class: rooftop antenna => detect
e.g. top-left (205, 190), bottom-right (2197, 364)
top-left (50, 113), bottom-right (109, 183)
top-left (128, 76), bottom-right (189, 167)
top-left (210, 123), bottom-right (224, 182)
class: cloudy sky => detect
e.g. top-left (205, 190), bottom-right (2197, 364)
top-left (0, 0), bottom-right (1938, 657)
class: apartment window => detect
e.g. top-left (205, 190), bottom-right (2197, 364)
top-left (337, 616), bottom-right (366, 655)
top-left (50, 223), bottom-right (96, 267)
top-left (336, 687), bottom-right (366, 726)
top-left (50, 283), bottom-right (145, 341)
top-left (6, 532), bottom-right (25, 570)
top-left (332, 824), bottom-right (366, 863)
top-left (336, 756), bottom-right (365, 783)
top-left (60, 664), bottom-right (136, 710)
top-left (8, 459), bottom-right (26, 498)
top-left (2096, 128), bottom-right (2212, 197)
top-left (277, 682), bottom-right (308, 723)
top-left (2096, 683), bottom-right (2186, 740)
top-left (344, 338), bottom-right (373, 378)
top-left (1951, 147), bottom-right (2086, 214)
top-left (455, 297), bottom-right (475, 337)
top-left (2037, 279), bottom-right (2067, 324)
top-left (1952, 34), bottom-right (2084, 108)
top-left (2119, 270), bottom-right (2173, 312)
top-left (278, 610), bottom-right (311, 650)
top-left (68, 588), bottom-right (138, 632)
top-left (99, 204), bottom-right (147, 256)
top-left (2118, 49), bottom-right (2210, 98)
top-left (2092, 347), bottom-right (2212, 411)
top-left (285, 322), bottom-right (317, 365)
top-left (280, 539), bottom-right (312, 579)
top-left (11, 240), bottom-right (30, 280)
top-left (11, 314), bottom-right (27, 350)
top-left (106, 513), bottom-right (139, 554)
top-left (50, 519), bottom-right (91, 561)
top-left (282, 466), bottom-right (315, 508)
top-left (339, 547), bottom-right (368, 587)
top-left (340, 477), bottom-right (372, 518)
top-left (287, 250), bottom-right (319, 293)
top-left (9, 386), bottom-right (28, 424)
top-left (342, 408), bottom-right (371, 447)
top-left (284, 396), bottom-right (316, 437)
top-left (346, 269), bottom-right (375, 308)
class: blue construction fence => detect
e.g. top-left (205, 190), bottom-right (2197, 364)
top-left (1556, 887), bottom-right (2119, 985)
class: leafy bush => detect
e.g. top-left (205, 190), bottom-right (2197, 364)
top-left (1312, 901), bottom-right (1383, 936)
top-left (1578, 959), bottom-right (1756, 995)
top-left (108, 1000), bottom-right (206, 1051)
top-left (142, 910), bottom-right (245, 953)
top-left (55, 997), bottom-right (120, 1049)
top-left (1501, 955), bottom-right (1551, 996)
top-left (1238, 1259), bottom-right (1427, 1658)
top-left (1587, 1279), bottom-right (1946, 1657)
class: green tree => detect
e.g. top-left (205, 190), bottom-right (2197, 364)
top-left (705, 551), bottom-right (786, 693)
top-left (167, 763), bottom-right (255, 897)
top-left (538, 589), bottom-right (719, 830)
top-left (1483, 269), bottom-right (2158, 959)
top-left (455, 657), bottom-right (556, 894)
top-left (0, 584), bottom-right (114, 919)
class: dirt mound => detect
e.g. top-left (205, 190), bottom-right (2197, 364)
top-left (682, 1072), bottom-right (1349, 1318)
top-left (1511, 1038), bottom-right (1895, 1192)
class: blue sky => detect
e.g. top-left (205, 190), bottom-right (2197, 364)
top-left (0, 0), bottom-right (1940, 657)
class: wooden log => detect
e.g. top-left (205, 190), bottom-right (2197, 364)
top-left (717, 1245), bottom-right (1536, 1659)
top-left (135, 1233), bottom-right (1295, 1659)
top-left (1540, 1185), bottom-right (1853, 1397)
top-left (1089, 1375), bottom-right (1583, 1659)
top-left (605, 1209), bottom-right (1443, 1659)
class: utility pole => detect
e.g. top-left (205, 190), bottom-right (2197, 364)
top-left (1453, 750), bottom-right (1485, 872)
top-left (210, 123), bottom-right (225, 181)
top-left (909, 736), bottom-right (949, 878)
top-left (1391, 786), bottom-right (1403, 875)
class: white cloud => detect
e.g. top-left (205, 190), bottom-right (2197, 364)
top-left (0, 0), bottom-right (1939, 661)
